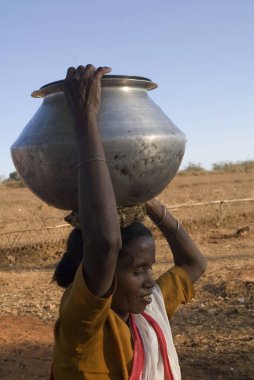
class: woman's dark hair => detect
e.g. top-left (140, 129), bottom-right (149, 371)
top-left (120, 222), bottom-right (152, 247)
top-left (52, 228), bottom-right (83, 288)
top-left (53, 222), bottom-right (153, 288)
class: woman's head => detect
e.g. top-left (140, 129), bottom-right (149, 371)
top-left (53, 223), bottom-right (155, 293)
top-left (112, 227), bottom-right (155, 320)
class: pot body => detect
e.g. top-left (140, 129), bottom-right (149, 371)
top-left (11, 76), bottom-right (186, 210)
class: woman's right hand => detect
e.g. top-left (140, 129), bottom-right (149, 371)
top-left (64, 64), bottom-right (112, 124)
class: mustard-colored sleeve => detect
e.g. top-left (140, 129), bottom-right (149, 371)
top-left (55, 264), bottom-right (115, 347)
top-left (156, 266), bottom-right (195, 319)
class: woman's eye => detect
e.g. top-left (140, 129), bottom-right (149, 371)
top-left (133, 268), bottom-right (145, 275)
top-left (134, 266), bottom-right (153, 276)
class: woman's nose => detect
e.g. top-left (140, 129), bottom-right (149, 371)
top-left (144, 271), bottom-right (155, 289)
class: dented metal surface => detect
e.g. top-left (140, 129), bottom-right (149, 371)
top-left (11, 76), bottom-right (186, 210)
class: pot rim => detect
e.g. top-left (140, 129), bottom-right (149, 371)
top-left (31, 75), bottom-right (158, 98)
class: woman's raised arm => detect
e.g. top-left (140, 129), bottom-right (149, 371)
top-left (64, 64), bottom-right (122, 297)
top-left (146, 198), bottom-right (206, 283)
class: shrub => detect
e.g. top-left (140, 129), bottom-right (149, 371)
top-left (2, 171), bottom-right (25, 188)
top-left (212, 160), bottom-right (254, 173)
top-left (179, 162), bottom-right (206, 175)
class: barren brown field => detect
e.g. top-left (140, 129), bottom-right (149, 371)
top-left (0, 170), bottom-right (254, 379)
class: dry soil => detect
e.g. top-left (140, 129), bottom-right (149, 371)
top-left (0, 170), bottom-right (253, 379)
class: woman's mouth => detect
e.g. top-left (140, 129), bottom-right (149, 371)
top-left (141, 294), bottom-right (152, 304)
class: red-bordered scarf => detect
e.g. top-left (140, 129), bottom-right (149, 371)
top-left (129, 312), bottom-right (174, 380)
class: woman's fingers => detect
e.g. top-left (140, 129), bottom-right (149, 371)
top-left (94, 66), bottom-right (112, 80)
top-left (65, 67), bottom-right (76, 81)
top-left (64, 67), bottom-right (76, 91)
top-left (76, 64), bottom-right (96, 80)
top-left (85, 63), bottom-right (96, 71)
top-left (66, 64), bottom-right (111, 83)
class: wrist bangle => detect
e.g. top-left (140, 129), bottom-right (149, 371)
top-left (156, 205), bottom-right (167, 226)
top-left (78, 158), bottom-right (106, 168)
top-left (168, 220), bottom-right (180, 239)
top-left (156, 205), bottom-right (180, 238)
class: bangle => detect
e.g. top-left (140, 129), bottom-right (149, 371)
top-left (156, 205), bottom-right (167, 226)
top-left (168, 220), bottom-right (180, 239)
top-left (78, 158), bottom-right (106, 168)
top-left (156, 205), bottom-right (180, 238)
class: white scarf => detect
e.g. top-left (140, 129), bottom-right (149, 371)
top-left (133, 284), bottom-right (181, 380)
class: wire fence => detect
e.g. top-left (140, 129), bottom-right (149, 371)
top-left (0, 197), bottom-right (253, 254)
top-left (0, 224), bottom-right (71, 253)
top-left (165, 197), bottom-right (254, 226)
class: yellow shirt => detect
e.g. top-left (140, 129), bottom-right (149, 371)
top-left (53, 265), bottom-right (194, 380)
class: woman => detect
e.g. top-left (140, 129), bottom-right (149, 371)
top-left (51, 64), bottom-right (206, 380)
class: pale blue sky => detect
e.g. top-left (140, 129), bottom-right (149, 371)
top-left (1, 0), bottom-right (253, 177)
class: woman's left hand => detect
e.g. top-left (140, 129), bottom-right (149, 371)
top-left (64, 64), bottom-right (112, 123)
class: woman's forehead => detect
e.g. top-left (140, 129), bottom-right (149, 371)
top-left (132, 250), bottom-right (155, 267)
top-left (118, 236), bottom-right (155, 269)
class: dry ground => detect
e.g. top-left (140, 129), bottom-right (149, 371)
top-left (0, 170), bottom-right (254, 379)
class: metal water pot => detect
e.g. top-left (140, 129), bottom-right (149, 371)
top-left (11, 75), bottom-right (186, 210)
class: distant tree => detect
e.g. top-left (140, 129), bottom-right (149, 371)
top-left (2, 171), bottom-right (25, 188)
top-left (184, 162), bottom-right (205, 172)
top-left (212, 160), bottom-right (254, 173)
top-left (178, 162), bottom-right (206, 176)
top-left (9, 171), bottom-right (20, 181)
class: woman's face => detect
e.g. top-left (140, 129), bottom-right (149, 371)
top-left (111, 235), bottom-right (156, 321)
